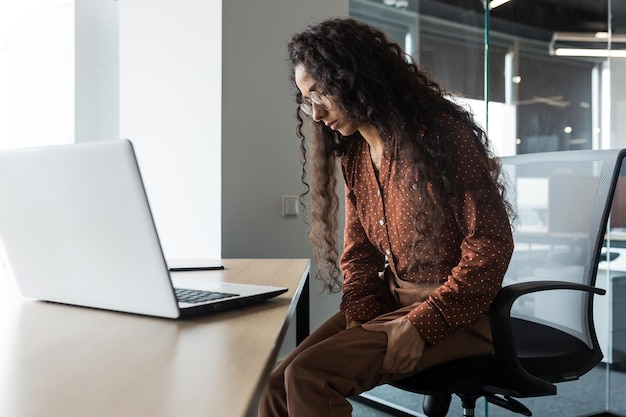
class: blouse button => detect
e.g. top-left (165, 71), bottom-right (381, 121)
top-left (379, 219), bottom-right (384, 226)
top-left (385, 249), bottom-right (391, 255)
top-left (412, 183), bottom-right (418, 190)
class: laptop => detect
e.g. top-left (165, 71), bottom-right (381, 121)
top-left (0, 140), bottom-right (287, 318)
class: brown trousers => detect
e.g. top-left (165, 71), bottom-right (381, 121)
top-left (258, 270), bottom-right (493, 417)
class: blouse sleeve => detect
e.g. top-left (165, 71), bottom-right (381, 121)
top-left (339, 185), bottom-right (388, 323)
top-left (406, 118), bottom-right (514, 345)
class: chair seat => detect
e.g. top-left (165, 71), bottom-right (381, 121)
top-left (513, 319), bottom-right (594, 382)
top-left (391, 354), bottom-right (500, 396)
top-left (391, 319), bottom-right (593, 397)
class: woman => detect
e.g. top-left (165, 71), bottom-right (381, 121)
top-left (259, 18), bottom-right (514, 416)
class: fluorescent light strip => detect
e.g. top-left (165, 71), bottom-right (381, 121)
top-left (554, 48), bottom-right (626, 58)
top-left (553, 32), bottom-right (626, 43)
top-left (489, 0), bottom-right (511, 9)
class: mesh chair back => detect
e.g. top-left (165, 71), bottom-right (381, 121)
top-left (501, 149), bottom-right (624, 349)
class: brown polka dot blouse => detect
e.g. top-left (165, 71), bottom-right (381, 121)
top-left (339, 114), bottom-right (514, 345)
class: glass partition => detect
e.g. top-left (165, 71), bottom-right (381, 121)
top-left (349, 0), bottom-right (626, 415)
top-left (606, 0), bottom-right (626, 399)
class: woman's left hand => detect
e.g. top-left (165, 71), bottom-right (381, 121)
top-left (361, 317), bottom-right (425, 374)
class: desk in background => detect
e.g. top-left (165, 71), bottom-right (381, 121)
top-left (0, 258), bottom-right (310, 417)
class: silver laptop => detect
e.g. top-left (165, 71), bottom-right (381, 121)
top-left (0, 140), bottom-right (287, 318)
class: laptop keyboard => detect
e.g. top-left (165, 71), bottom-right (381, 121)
top-left (174, 288), bottom-right (238, 304)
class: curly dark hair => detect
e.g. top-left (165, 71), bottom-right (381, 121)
top-left (287, 18), bottom-right (514, 292)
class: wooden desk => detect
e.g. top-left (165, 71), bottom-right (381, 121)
top-left (0, 258), bottom-right (310, 417)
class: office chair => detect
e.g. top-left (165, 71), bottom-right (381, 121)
top-left (359, 149), bottom-right (626, 417)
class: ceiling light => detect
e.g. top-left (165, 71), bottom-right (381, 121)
top-left (550, 32), bottom-right (626, 58)
top-left (554, 48), bottom-right (626, 58)
top-left (489, 0), bottom-right (511, 9)
top-left (383, 0), bottom-right (408, 7)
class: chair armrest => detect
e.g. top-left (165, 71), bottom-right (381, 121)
top-left (487, 280), bottom-right (606, 396)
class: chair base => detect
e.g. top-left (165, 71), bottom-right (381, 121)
top-left (354, 392), bottom-right (537, 417)
top-left (352, 393), bottom-right (424, 417)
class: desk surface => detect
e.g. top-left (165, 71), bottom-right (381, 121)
top-left (0, 258), bottom-right (310, 417)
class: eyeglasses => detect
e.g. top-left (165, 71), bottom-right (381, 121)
top-left (299, 91), bottom-right (334, 118)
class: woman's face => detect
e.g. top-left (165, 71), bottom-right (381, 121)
top-left (294, 64), bottom-right (360, 137)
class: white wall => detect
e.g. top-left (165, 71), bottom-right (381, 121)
top-left (0, 0), bottom-right (119, 148)
top-left (119, 0), bottom-right (222, 260)
top-left (75, 0), bottom-right (119, 144)
top-left (0, 0), bottom-right (74, 149)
